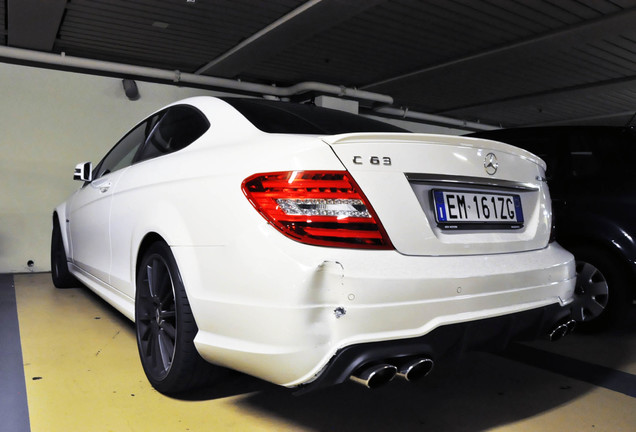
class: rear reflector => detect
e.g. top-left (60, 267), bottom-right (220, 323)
top-left (242, 171), bottom-right (393, 249)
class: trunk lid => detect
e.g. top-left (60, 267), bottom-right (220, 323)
top-left (323, 133), bottom-right (551, 256)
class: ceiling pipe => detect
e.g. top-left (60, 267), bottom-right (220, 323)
top-left (0, 45), bottom-right (393, 105)
top-left (372, 106), bottom-right (497, 131)
top-left (0, 46), bottom-right (499, 130)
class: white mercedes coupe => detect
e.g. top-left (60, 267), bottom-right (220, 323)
top-left (52, 96), bottom-right (577, 394)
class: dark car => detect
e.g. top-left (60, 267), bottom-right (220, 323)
top-left (469, 126), bottom-right (636, 329)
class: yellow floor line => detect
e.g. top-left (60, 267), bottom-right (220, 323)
top-left (14, 273), bottom-right (293, 432)
top-left (14, 273), bottom-right (636, 432)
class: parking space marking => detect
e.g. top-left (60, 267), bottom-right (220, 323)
top-left (0, 274), bottom-right (31, 432)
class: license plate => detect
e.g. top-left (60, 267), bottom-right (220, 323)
top-left (433, 190), bottom-right (524, 229)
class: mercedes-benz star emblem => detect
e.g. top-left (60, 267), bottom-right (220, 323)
top-left (484, 152), bottom-right (498, 175)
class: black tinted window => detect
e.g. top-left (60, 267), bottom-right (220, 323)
top-left (222, 98), bottom-right (407, 134)
top-left (570, 129), bottom-right (636, 180)
top-left (137, 105), bottom-right (210, 162)
top-left (94, 118), bottom-right (154, 179)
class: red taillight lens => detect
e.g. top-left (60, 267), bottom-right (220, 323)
top-left (242, 171), bottom-right (393, 249)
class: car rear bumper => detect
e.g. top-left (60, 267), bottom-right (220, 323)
top-left (173, 241), bottom-right (576, 387)
top-left (295, 301), bottom-right (573, 393)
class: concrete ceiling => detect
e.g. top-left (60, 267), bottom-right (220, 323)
top-left (2, 0), bottom-right (636, 129)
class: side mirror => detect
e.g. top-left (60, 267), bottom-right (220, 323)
top-left (74, 162), bottom-right (93, 182)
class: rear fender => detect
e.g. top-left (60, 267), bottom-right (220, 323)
top-left (108, 198), bottom-right (195, 297)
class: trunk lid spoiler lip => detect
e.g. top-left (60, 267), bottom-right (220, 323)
top-left (321, 132), bottom-right (546, 171)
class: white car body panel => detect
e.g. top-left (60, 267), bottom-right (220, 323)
top-left (67, 173), bottom-right (121, 283)
top-left (54, 96), bottom-right (576, 389)
top-left (179, 240), bottom-right (573, 386)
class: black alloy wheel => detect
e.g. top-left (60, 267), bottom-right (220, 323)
top-left (136, 250), bottom-right (177, 382)
top-left (135, 241), bottom-right (219, 394)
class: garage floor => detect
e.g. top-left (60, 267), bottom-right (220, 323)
top-left (3, 273), bottom-right (635, 432)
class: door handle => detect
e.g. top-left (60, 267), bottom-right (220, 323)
top-left (92, 180), bottom-right (112, 193)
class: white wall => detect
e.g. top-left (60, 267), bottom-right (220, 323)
top-left (0, 62), bottom-right (224, 273)
top-left (0, 62), bottom-right (465, 274)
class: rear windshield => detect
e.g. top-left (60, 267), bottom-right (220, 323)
top-left (222, 98), bottom-right (407, 135)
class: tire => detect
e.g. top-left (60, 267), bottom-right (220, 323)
top-left (570, 245), bottom-right (632, 331)
top-left (50, 217), bottom-right (79, 288)
top-left (135, 241), bottom-right (222, 395)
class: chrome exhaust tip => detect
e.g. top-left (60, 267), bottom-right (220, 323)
top-left (566, 319), bottom-right (577, 333)
top-left (549, 319), bottom-right (577, 341)
top-left (397, 357), bottom-right (434, 382)
top-left (350, 364), bottom-right (397, 389)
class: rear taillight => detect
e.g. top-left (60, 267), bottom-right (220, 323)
top-left (242, 171), bottom-right (393, 249)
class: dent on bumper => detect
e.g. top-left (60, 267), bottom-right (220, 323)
top-left (177, 242), bottom-right (575, 387)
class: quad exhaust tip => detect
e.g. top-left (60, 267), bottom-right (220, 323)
top-left (397, 357), bottom-right (435, 382)
top-left (350, 357), bottom-right (434, 389)
top-left (350, 364), bottom-right (397, 389)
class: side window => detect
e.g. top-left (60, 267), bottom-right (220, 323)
top-left (136, 105), bottom-right (210, 163)
top-left (94, 122), bottom-right (148, 180)
top-left (92, 113), bottom-right (162, 180)
top-left (569, 135), bottom-right (599, 179)
top-left (578, 129), bottom-right (636, 181)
